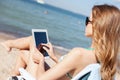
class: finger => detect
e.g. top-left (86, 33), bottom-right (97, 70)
top-left (42, 42), bottom-right (52, 47)
top-left (34, 47), bottom-right (41, 54)
top-left (32, 54), bottom-right (38, 60)
top-left (41, 43), bottom-right (49, 48)
top-left (48, 42), bottom-right (52, 46)
top-left (47, 42), bottom-right (52, 48)
top-left (34, 59), bottom-right (39, 64)
top-left (43, 46), bottom-right (49, 53)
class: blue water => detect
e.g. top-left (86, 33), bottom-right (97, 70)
top-left (0, 0), bottom-right (91, 52)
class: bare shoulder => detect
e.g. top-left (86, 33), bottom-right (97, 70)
top-left (70, 47), bottom-right (91, 56)
top-left (68, 47), bottom-right (95, 63)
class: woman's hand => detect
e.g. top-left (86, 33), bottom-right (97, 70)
top-left (1, 41), bottom-right (11, 52)
top-left (42, 42), bottom-right (58, 63)
top-left (32, 47), bottom-right (44, 64)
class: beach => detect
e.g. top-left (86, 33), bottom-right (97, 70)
top-left (0, 32), bottom-right (63, 80)
top-left (0, 1), bottom-right (120, 79)
top-left (0, 32), bottom-right (18, 80)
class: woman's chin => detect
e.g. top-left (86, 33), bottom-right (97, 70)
top-left (85, 34), bottom-right (92, 38)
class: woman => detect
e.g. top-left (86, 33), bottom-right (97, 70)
top-left (1, 4), bottom-right (120, 80)
top-left (35, 4), bottom-right (120, 80)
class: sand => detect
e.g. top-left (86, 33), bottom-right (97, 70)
top-left (0, 32), bottom-right (63, 80)
top-left (0, 32), bottom-right (19, 80)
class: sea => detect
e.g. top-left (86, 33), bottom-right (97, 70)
top-left (0, 0), bottom-right (91, 53)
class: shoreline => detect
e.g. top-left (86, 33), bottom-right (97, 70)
top-left (0, 32), bottom-right (17, 42)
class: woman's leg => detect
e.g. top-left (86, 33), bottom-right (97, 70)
top-left (1, 36), bottom-right (32, 51)
top-left (10, 36), bottom-right (49, 78)
top-left (26, 53), bottom-right (39, 78)
top-left (7, 36), bottom-right (38, 77)
top-left (25, 38), bottom-right (39, 78)
top-left (11, 45), bottom-right (38, 77)
top-left (11, 50), bottom-right (30, 76)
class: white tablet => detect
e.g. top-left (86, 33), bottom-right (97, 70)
top-left (32, 29), bottom-right (49, 57)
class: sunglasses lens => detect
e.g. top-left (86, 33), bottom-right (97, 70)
top-left (85, 17), bottom-right (89, 26)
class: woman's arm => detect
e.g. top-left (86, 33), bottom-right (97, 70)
top-left (1, 36), bottom-right (32, 52)
top-left (37, 48), bottom-right (83, 80)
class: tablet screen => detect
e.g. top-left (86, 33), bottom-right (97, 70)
top-left (34, 32), bottom-right (48, 47)
top-left (32, 29), bottom-right (49, 57)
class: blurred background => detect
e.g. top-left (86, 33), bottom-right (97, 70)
top-left (0, 0), bottom-right (120, 53)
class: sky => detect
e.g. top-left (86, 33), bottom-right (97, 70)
top-left (44, 0), bottom-right (120, 16)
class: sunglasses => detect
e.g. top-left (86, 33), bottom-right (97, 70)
top-left (85, 17), bottom-right (92, 26)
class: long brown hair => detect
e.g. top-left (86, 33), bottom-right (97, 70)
top-left (92, 4), bottom-right (120, 80)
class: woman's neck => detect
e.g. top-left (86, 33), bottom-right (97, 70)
top-left (90, 40), bottom-right (94, 48)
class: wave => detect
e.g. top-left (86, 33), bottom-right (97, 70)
top-left (35, 0), bottom-right (45, 4)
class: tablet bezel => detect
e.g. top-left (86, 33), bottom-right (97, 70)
top-left (32, 29), bottom-right (49, 58)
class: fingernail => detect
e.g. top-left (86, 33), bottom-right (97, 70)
top-left (43, 46), bottom-right (45, 49)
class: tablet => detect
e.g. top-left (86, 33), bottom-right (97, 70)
top-left (32, 29), bottom-right (49, 57)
